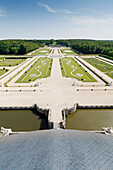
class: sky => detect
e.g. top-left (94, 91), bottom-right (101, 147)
top-left (0, 0), bottom-right (113, 40)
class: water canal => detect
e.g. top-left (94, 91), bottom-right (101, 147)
top-left (66, 109), bottom-right (113, 131)
top-left (1, 109), bottom-right (113, 132)
top-left (0, 110), bottom-right (48, 132)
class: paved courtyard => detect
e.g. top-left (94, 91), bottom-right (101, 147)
top-left (0, 47), bottom-right (113, 124)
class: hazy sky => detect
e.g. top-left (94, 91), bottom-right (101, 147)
top-left (0, 0), bottom-right (113, 40)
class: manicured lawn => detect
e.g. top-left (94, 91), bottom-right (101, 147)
top-left (106, 72), bottom-right (113, 79)
top-left (32, 49), bottom-right (51, 55)
top-left (0, 59), bottom-right (25, 67)
top-left (84, 58), bottom-right (113, 79)
top-left (16, 57), bottom-right (53, 83)
top-left (59, 57), bottom-right (96, 82)
top-left (61, 49), bottom-right (78, 55)
top-left (0, 69), bottom-right (8, 76)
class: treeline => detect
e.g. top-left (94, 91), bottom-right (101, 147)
top-left (56, 39), bottom-right (113, 57)
top-left (1, 39), bottom-right (113, 57)
top-left (0, 39), bottom-right (54, 55)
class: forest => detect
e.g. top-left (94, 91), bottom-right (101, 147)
top-left (0, 39), bottom-right (53, 55)
top-left (56, 39), bottom-right (113, 58)
top-left (1, 39), bottom-right (113, 59)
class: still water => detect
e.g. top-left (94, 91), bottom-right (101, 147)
top-left (66, 109), bottom-right (113, 131)
top-left (0, 110), bottom-right (48, 132)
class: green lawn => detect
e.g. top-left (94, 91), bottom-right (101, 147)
top-left (16, 57), bottom-right (53, 83)
top-left (61, 49), bottom-right (78, 55)
top-left (84, 58), bottom-right (113, 79)
top-left (31, 49), bottom-right (51, 55)
top-left (0, 59), bottom-right (25, 67)
top-left (106, 72), bottom-right (113, 79)
top-left (60, 57), bottom-right (96, 82)
top-left (0, 69), bottom-right (9, 76)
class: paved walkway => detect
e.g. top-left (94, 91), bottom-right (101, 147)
top-left (0, 48), bottom-right (113, 124)
top-left (7, 56), bottom-right (39, 86)
top-left (77, 56), bottom-right (113, 85)
top-left (73, 57), bottom-right (105, 86)
top-left (1, 58), bottom-right (32, 84)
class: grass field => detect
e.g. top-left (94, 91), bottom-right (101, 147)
top-left (0, 69), bottom-right (8, 76)
top-left (61, 49), bottom-right (78, 55)
top-left (16, 57), bottom-right (53, 83)
top-left (84, 58), bottom-right (113, 79)
top-left (59, 57), bottom-right (96, 82)
top-left (32, 49), bottom-right (51, 55)
top-left (0, 59), bottom-right (25, 67)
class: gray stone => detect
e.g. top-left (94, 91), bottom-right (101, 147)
top-left (0, 130), bottom-right (113, 170)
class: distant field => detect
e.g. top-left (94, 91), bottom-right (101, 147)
top-left (60, 57), bottom-right (96, 82)
top-left (16, 57), bottom-right (53, 83)
top-left (61, 49), bottom-right (78, 55)
top-left (32, 49), bottom-right (51, 55)
top-left (84, 58), bottom-right (113, 79)
top-left (0, 59), bottom-right (25, 67)
top-left (0, 69), bottom-right (8, 76)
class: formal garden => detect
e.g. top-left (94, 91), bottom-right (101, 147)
top-left (84, 58), bottom-right (113, 79)
top-left (0, 59), bottom-right (25, 67)
top-left (0, 69), bottom-right (9, 76)
top-left (61, 49), bottom-right (78, 55)
top-left (31, 49), bottom-right (51, 55)
top-left (59, 57), bottom-right (96, 82)
top-left (16, 57), bottom-right (53, 83)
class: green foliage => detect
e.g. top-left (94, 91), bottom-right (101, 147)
top-left (18, 44), bottom-right (26, 54)
top-left (10, 47), bottom-right (18, 54)
top-left (0, 39), bottom-right (55, 55)
top-left (1, 39), bottom-right (113, 58)
top-left (56, 39), bottom-right (113, 57)
top-left (108, 51), bottom-right (113, 57)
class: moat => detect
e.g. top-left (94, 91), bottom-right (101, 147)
top-left (0, 110), bottom-right (48, 131)
top-left (66, 109), bottom-right (113, 131)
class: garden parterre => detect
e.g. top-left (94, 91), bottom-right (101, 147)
top-left (0, 59), bottom-right (25, 67)
top-left (59, 57), bottom-right (96, 82)
top-left (16, 57), bottom-right (53, 83)
top-left (84, 58), bottom-right (113, 79)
